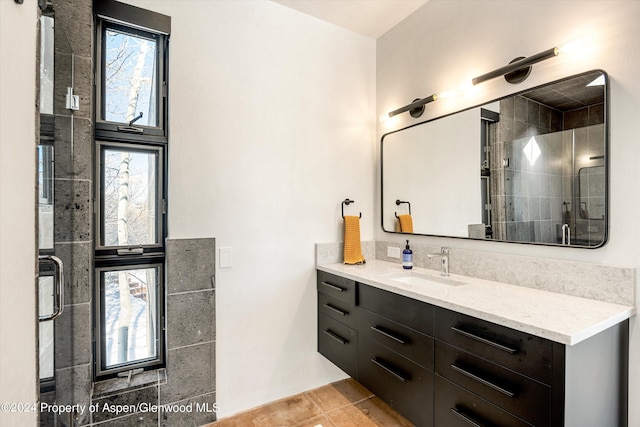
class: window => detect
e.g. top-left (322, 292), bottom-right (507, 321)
top-left (96, 143), bottom-right (163, 251)
top-left (94, 1), bottom-right (170, 379)
top-left (96, 264), bottom-right (163, 372)
top-left (95, 4), bottom-right (169, 143)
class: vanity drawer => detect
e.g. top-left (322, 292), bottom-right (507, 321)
top-left (318, 313), bottom-right (357, 378)
top-left (318, 292), bottom-right (357, 329)
top-left (435, 307), bottom-right (552, 384)
top-left (359, 308), bottom-right (434, 370)
top-left (435, 375), bottom-right (532, 427)
top-left (359, 284), bottom-right (434, 337)
top-left (317, 270), bottom-right (356, 305)
top-left (435, 341), bottom-right (550, 426)
top-left (358, 337), bottom-right (434, 427)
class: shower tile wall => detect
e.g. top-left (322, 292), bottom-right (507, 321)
top-left (491, 96), bottom-right (605, 245)
top-left (42, 2), bottom-right (217, 425)
top-left (493, 95), bottom-right (563, 243)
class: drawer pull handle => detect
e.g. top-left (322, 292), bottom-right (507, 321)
top-left (450, 364), bottom-right (516, 398)
top-left (450, 408), bottom-right (484, 427)
top-left (323, 329), bottom-right (348, 345)
top-left (370, 325), bottom-right (407, 345)
top-left (370, 358), bottom-right (409, 383)
top-left (451, 326), bottom-right (518, 354)
top-left (320, 281), bottom-right (345, 293)
top-left (323, 303), bottom-right (348, 316)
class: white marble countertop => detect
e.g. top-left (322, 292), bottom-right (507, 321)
top-left (317, 259), bottom-right (635, 346)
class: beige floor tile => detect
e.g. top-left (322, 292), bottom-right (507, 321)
top-left (295, 414), bottom-right (335, 427)
top-left (209, 395), bottom-right (323, 427)
top-left (204, 379), bottom-right (410, 427)
top-left (355, 397), bottom-right (413, 427)
top-left (327, 397), bottom-right (414, 427)
top-left (306, 378), bottom-right (374, 413)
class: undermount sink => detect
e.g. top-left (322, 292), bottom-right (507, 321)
top-left (381, 271), bottom-right (466, 287)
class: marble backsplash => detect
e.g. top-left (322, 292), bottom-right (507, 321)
top-left (315, 241), bottom-right (376, 265)
top-left (316, 240), bottom-right (635, 306)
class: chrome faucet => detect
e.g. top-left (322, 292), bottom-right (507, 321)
top-left (427, 247), bottom-right (450, 276)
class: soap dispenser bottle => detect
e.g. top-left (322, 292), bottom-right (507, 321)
top-left (403, 240), bottom-right (413, 269)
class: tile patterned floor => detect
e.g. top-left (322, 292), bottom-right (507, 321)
top-left (204, 378), bottom-right (413, 427)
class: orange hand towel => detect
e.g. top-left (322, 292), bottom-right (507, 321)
top-left (398, 214), bottom-right (413, 233)
top-left (343, 215), bottom-right (366, 265)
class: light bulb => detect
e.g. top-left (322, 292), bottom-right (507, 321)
top-left (557, 37), bottom-right (586, 55)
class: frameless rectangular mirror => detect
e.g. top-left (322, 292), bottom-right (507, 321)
top-left (382, 70), bottom-right (608, 247)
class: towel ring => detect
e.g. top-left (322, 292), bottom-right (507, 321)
top-left (342, 199), bottom-right (362, 218)
top-left (395, 199), bottom-right (411, 218)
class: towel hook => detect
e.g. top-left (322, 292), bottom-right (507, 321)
top-left (342, 199), bottom-right (362, 218)
top-left (395, 199), bottom-right (412, 218)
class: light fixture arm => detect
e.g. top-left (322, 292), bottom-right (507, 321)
top-left (388, 94), bottom-right (437, 118)
top-left (471, 47), bottom-right (558, 85)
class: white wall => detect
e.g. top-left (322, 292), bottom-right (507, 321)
top-left (123, 0), bottom-right (376, 417)
top-left (377, 0), bottom-right (640, 424)
top-left (382, 108), bottom-right (481, 236)
top-left (0, 0), bottom-right (38, 426)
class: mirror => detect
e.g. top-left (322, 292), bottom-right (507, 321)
top-left (382, 70), bottom-right (607, 247)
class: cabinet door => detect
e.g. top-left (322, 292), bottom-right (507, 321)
top-left (359, 284), bottom-right (434, 336)
top-left (436, 341), bottom-right (550, 426)
top-left (318, 313), bottom-right (357, 378)
top-left (358, 337), bottom-right (434, 427)
top-left (318, 292), bottom-right (357, 329)
top-left (435, 376), bottom-right (532, 427)
top-left (317, 270), bottom-right (356, 305)
top-left (359, 308), bottom-right (434, 370)
top-left (435, 307), bottom-right (552, 384)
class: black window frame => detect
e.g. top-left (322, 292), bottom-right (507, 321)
top-left (95, 141), bottom-right (165, 256)
top-left (94, 262), bottom-right (165, 378)
top-left (93, 0), bottom-right (170, 380)
top-left (95, 20), bottom-right (166, 140)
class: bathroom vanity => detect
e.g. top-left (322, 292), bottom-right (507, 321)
top-left (316, 260), bottom-right (634, 427)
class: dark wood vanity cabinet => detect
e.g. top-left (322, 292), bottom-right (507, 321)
top-left (317, 271), bottom-right (358, 378)
top-left (434, 307), bottom-right (559, 427)
top-left (316, 270), bottom-right (628, 427)
top-left (357, 285), bottom-right (435, 427)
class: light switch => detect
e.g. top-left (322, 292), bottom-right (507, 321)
top-left (219, 247), bottom-right (232, 268)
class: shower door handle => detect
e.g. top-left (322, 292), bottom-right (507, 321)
top-left (38, 255), bottom-right (64, 322)
top-left (561, 224), bottom-right (571, 246)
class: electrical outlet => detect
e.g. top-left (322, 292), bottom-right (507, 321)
top-left (387, 246), bottom-right (401, 259)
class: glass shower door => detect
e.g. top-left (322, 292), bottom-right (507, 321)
top-left (501, 125), bottom-right (605, 246)
top-left (38, 13), bottom-right (57, 390)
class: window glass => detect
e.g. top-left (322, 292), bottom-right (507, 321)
top-left (101, 146), bottom-right (158, 247)
top-left (103, 27), bottom-right (157, 126)
top-left (102, 266), bottom-right (160, 368)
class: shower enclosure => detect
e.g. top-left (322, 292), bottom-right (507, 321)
top-left (492, 119), bottom-right (606, 247)
top-left (37, 6), bottom-right (94, 425)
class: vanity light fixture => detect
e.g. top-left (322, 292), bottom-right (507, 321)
top-left (386, 37), bottom-right (586, 118)
top-left (474, 37), bottom-right (586, 85)
top-left (472, 47), bottom-right (559, 85)
top-left (388, 94), bottom-right (437, 118)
